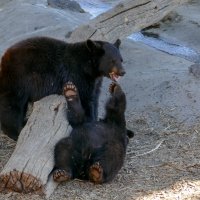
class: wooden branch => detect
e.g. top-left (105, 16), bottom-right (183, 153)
top-left (0, 0), bottom-right (187, 197)
top-left (0, 95), bottom-right (71, 197)
top-left (68, 0), bottom-right (188, 43)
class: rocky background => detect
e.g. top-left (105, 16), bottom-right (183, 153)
top-left (1, 0), bottom-right (200, 199)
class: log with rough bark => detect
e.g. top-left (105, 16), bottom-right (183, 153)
top-left (0, 95), bottom-right (71, 197)
top-left (0, 0), bottom-right (188, 197)
top-left (68, 0), bottom-right (188, 43)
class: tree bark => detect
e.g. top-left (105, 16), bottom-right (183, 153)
top-left (0, 95), bottom-right (71, 197)
top-left (67, 0), bottom-right (188, 43)
top-left (0, 0), bottom-right (188, 197)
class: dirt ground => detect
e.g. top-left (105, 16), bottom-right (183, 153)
top-left (1, 0), bottom-right (200, 199)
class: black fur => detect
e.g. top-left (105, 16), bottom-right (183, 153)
top-left (0, 37), bottom-right (125, 140)
top-left (53, 82), bottom-right (134, 184)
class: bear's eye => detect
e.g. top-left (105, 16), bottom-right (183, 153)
top-left (111, 60), bottom-right (115, 64)
top-left (121, 58), bottom-right (123, 62)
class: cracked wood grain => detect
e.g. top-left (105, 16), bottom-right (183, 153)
top-left (68, 0), bottom-right (188, 43)
top-left (0, 95), bottom-right (71, 197)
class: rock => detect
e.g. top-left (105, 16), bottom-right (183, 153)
top-left (161, 11), bottom-right (183, 24)
top-left (189, 64), bottom-right (200, 78)
top-left (0, 1), bottom-right (12, 8)
top-left (47, 0), bottom-right (85, 13)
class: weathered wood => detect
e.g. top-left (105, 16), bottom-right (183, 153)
top-left (0, 0), bottom-right (188, 197)
top-left (0, 95), bottom-right (71, 197)
top-left (68, 0), bottom-right (188, 43)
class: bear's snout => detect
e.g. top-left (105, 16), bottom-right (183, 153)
top-left (118, 69), bottom-right (126, 76)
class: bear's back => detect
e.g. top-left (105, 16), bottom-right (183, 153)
top-left (8, 37), bottom-right (67, 51)
top-left (0, 37), bottom-right (67, 76)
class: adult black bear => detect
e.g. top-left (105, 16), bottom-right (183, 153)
top-left (53, 82), bottom-right (134, 184)
top-left (0, 37), bottom-right (125, 140)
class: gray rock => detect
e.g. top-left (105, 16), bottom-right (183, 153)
top-left (47, 0), bottom-right (85, 13)
top-left (189, 64), bottom-right (200, 78)
top-left (0, 0), bottom-right (12, 7)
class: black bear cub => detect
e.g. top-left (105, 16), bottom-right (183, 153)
top-left (53, 82), bottom-right (134, 184)
top-left (0, 37), bottom-right (125, 140)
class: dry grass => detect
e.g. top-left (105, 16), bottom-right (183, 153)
top-left (0, 133), bottom-right (15, 171)
top-left (1, 108), bottom-right (200, 200)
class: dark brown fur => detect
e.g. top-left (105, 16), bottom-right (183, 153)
top-left (0, 37), bottom-right (125, 140)
top-left (53, 82), bottom-right (134, 184)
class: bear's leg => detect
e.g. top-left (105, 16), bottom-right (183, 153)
top-left (0, 92), bottom-right (27, 140)
top-left (53, 137), bottom-right (73, 183)
top-left (89, 143), bottom-right (124, 183)
top-left (63, 82), bottom-right (85, 127)
top-left (108, 82), bottom-right (126, 110)
top-left (104, 82), bottom-right (126, 125)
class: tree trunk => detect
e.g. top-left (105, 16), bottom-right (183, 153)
top-left (0, 0), bottom-right (188, 197)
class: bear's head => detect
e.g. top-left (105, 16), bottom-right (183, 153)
top-left (86, 39), bottom-right (125, 81)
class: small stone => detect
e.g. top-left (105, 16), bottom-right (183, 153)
top-left (189, 64), bottom-right (200, 78)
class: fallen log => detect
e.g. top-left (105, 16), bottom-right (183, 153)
top-left (0, 95), bottom-right (71, 197)
top-left (68, 0), bottom-right (188, 42)
top-left (0, 0), bottom-right (188, 197)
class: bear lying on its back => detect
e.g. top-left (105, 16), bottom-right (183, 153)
top-left (0, 37), bottom-right (125, 140)
top-left (53, 82), bottom-right (134, 184)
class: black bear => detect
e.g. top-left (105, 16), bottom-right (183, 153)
top-left (52, 82), bottom-right (134, 184)
top-left (0, 37), bottom-right (125, 140)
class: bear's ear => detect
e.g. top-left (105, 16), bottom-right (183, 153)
top-left (86, 39), bottom-right (102, 53)
top-left (114, 39), bottom-right (121, 49)
top-left (127, 129), bottom-right (134, 138)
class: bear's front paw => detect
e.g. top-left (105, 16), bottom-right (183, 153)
top-left (89, 162), bottom-right (103, 184)
top-left (53, 169), bottom-right (71, 183)
top-left (63, 82), bottom-right (79, 101)
top-left (109, 82), bottom-right (121, 94)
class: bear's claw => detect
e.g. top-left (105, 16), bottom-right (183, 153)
top-left (53, 169), bottom-right (71, 183)
top-left (63, 82), bottom-right (78, 101)
top-left (109, 82), bottom-right (122, 94)
top-left (89, 162), bottom-right (103, 184)
top-left (109, 82), bottom-right (117, 94)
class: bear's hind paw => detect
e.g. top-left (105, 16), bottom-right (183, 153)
top-left (89, 162), bottom-right (103, 184)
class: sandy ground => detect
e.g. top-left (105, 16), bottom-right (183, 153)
top-left (1, 0), bottom-right (200, 199)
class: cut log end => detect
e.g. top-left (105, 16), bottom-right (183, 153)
top-left (0, 170), bottom-right (44, 195)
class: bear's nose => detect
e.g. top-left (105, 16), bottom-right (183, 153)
top-left (119, 69), bottom-right (126, 76)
